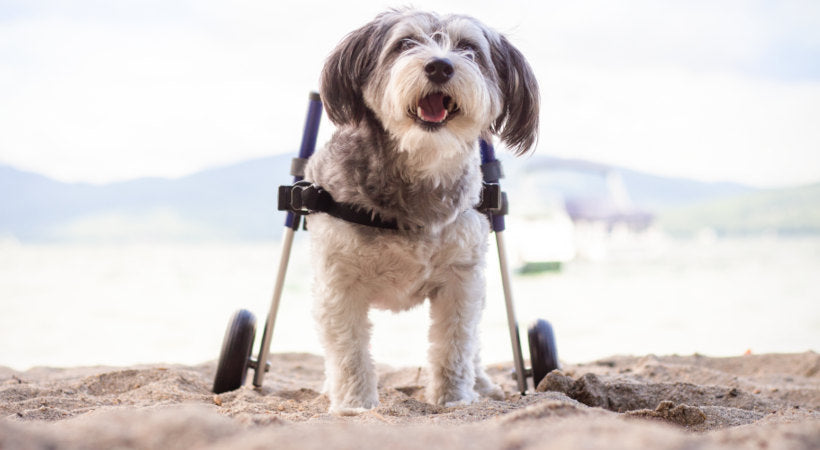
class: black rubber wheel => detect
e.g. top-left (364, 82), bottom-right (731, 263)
top-left (527, 318), bottom-right (559, 389)
top-left (213, 309), bottom-right (257, 394)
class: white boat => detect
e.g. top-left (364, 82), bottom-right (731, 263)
top-left (506, 157), bottom-right (657, 269)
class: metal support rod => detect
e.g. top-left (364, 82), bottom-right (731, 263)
top-left (253, 92), bottom-right (322, 388)
top-left (253, 225), bottom-right (297, 387)
top-left (479, 139), bottom-right (527, 394)
top-left (496, 230), bottom-right (528, 394)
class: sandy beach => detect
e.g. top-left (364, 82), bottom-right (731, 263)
top-left (1, 351), bottom-right (818, 449)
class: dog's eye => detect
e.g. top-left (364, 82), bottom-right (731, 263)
top-left (398, 38), bottom-right (417, 52)
top-left (457, 41), bottom-right (477, 52)
top-left (456, 41), bottom-right (478, 60)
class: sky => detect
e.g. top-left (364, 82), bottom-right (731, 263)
top-left (1, 0), bottom-right (819, 188)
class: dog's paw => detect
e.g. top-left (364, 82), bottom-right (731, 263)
top-left (330, 403), bottom-right (379, 416)
top-left (475, 378), bottom-right (505, 400)
top-left (329, 398), bottom-right (379, 416)
top-left (443, 398), bottom-right (474, 408)
top-left (430, 388), bottom-right (478, 407)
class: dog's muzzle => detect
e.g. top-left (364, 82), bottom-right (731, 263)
top-left (408, 58), bottom-right (460, 128)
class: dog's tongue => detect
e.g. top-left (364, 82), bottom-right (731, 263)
top-left (417, 93), bottom-right (447, 123)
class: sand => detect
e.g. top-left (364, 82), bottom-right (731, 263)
top-left (1, 352), bottom-right (819, 449)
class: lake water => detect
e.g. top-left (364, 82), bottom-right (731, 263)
top-left (1, 234), bottom-right (818, 371)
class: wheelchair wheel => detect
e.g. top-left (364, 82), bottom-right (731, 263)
top-left (527, 318), bottom-right (559, 388)
top-left (213, 309), bottom-right (257, 394)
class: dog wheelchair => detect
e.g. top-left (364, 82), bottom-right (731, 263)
top-left (212, 92), bottom-right (559, 396)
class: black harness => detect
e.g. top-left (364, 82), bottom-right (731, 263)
top-left (278, 158), bottom-right (507, 230)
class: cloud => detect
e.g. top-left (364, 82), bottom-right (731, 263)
top-left (0, 0), bottom-right (818, 186)
top-left (540, 63), bottom-right (820, 186)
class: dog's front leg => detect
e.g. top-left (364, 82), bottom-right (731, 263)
top-left (426, 268), bottom-right (485, 406)
top-left (314, 284), bottom-right (379, 415)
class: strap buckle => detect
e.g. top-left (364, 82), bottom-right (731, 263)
top-left (278, 181), bottom-right (327, 214)
top-left (477, 182), bottom-right (506, 214)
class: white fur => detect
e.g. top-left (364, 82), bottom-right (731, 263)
top-left (308, 10), bottom-right (527, 415)
top-left (362, 15), bottom-right (503, 182)
top-left (308, 208), bottom-right (503, 414)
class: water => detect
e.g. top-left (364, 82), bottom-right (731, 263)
top-left (1, 235), bottom-right (818, 371)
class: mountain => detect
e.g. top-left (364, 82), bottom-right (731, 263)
top-left (1, 156), bottom-right (293, 242)
top-left (499, 155), bottom-right (755, 211)
top-left (3, 155), bottom-right (810, 243)
top-left (659, 182), bottom-right (820, 236)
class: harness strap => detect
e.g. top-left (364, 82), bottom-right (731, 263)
top-left (279, 181), bottom-right (399, 229)
top-left (480, 160), bottom-right (504, 182)
top-left (278, 181), bottom-right (505, 230)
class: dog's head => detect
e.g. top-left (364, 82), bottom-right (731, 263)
top-left (320, 9), bottom-right (539, 159)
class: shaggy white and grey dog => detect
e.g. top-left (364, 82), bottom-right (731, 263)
top-left (304, 8), bottom-right (539, 414)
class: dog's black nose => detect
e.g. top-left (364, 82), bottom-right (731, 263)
top-left (425, 58), bottom-right (454, 84)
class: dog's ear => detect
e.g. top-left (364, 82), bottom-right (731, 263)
top-left (320, 20), bottom-right (385, 126)
top-left (488, 34), bottom-right (540, 155)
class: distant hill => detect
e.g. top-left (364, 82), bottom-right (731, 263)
top-left (659, 182), bottom-right (820, 236)
top-left (500, 155), bottom-right (755, 210)
top-left (1, 156), bottom-right (293, 242)
top-left (3, 154), bottom-right (810, 243)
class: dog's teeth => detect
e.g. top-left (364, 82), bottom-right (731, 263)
top-left (417, 106), bottom-right (423, 118)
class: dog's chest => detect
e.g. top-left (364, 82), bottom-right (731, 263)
top-left (308, 208), bottom-right (489, 312)
top-left (346, 155), bottom-right (479, 229)
top-left (306, 126), bottom-right (482, 229)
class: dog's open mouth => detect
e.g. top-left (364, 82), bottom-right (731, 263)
top-left (413, 92), bottom-right (458, 128)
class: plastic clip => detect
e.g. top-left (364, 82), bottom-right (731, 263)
top-left (278, 181), bottom-right (331, 215)
top-left (478, 182), bottom-right (503, 213)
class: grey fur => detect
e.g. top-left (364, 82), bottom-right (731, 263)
top-left (305, 9), bottom-right (539, 414)
top-left (306, 120), bottom-right (482, 230)
top-left (321, 9), bottom-right (539, 149)
top-left (488, 33), bottom-right (541, 154)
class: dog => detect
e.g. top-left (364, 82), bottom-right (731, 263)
top-left (304, 8), bottom-right (539, 414)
